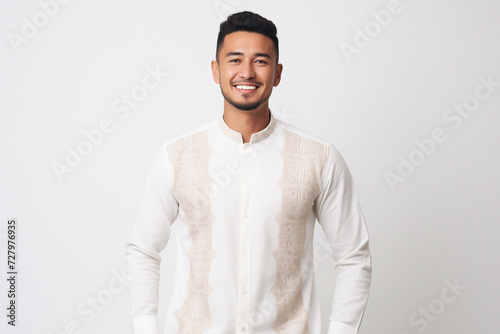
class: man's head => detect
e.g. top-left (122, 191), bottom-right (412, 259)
top-left (212, 11), bottom-right (283, 112)
top-left (215, 11), bottom-right (279, 65)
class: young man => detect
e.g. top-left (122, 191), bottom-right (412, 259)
top-left (126, 11), bottom-right (371, 334)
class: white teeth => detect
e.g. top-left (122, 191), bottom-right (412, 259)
top-left (236, 85), bottom-right (257, 90)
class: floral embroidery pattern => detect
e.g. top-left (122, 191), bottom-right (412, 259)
top-left (272, 130), bottom-right (329, 334)
top-left (168, 131), bottom-right (216, 334)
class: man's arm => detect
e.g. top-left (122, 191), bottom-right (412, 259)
top-left (125, 145), bottom-right (178, 334)
top-left (314, 145), bottom-right (372, 334)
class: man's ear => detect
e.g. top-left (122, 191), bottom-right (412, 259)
top-left (211, 60), bottom-right (220, 84)
top-left (273, 63), bottom-right (283, 87)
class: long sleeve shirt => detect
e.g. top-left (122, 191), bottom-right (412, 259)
top-left (125, 111), bottom-right (372, 334)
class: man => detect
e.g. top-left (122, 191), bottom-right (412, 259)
top-left (126, 11), bottom-right (371, 334)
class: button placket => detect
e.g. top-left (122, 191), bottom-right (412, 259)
top-left (236, 143), bottom-right (255, 333)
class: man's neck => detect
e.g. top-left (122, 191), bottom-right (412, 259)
top-left (223, 103), bottom-right (270, 143)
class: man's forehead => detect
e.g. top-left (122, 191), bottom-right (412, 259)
top-left (224, 51), bottom-right (272, 59)
top-left (222, 31), bottom-right (274, 49)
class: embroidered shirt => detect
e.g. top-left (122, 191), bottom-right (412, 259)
top-left (125, 112), bottom-right (372, 334)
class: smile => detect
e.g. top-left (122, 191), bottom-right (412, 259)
top-left (235, 85), bottom-right (257, 90)
top-left (234, 85), bottom-right (259, 94)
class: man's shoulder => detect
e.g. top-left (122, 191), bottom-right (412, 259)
top-left (275, 118), bottom-right (350, 179)
top-left (163, 119), bottom-right (218, 146)
top-left (152, 119), bottom-right (218, 160)
top-left (275, 117), bottom-right (333, 149)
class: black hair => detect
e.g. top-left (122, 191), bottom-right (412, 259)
top-left (216, 11), bottom-right (279, 64)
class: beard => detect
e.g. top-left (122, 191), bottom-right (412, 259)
top-left (220, 85), bottom-right (271, 111)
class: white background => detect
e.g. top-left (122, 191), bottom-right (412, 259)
top-left (1, 0), bottom-right (499, 333)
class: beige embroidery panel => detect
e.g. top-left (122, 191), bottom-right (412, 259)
top-left (167, 130), bottom-right (216, 334)
top-left (272, 130), bottom-right (329, 334)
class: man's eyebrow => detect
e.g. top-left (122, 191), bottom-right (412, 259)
top-left (255, 53), bottom-right (271, 59)
top-left (225, 52), bottom-right (272, 59)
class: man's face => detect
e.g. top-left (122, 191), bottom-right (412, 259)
top-left (211, 31), bottom-right (283, 112)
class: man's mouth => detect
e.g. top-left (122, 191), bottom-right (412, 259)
top-left (234, 84), bottom-right (258, 93)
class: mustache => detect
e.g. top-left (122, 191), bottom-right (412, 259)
top-left (231, 81), bottom-right (262, 86)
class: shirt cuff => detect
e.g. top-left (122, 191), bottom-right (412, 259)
top-left (132, 315), bottom-right (159, 334)
top-left (327, 321), bottom-right (358, 334)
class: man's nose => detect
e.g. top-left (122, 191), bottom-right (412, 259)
top-left (238, 60), bottom-right (255, 79)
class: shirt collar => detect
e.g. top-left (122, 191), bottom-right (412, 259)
top-left (218, 110), bottom-right (276, 144)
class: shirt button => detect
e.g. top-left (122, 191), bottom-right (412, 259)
top-left (242, 252), bottom-right (248, 257)
top-left (242, 289), bottom-right (247, 294)
top-left (243, 213), bottom-right (248, 219)
top-left (241, 326), bottom-right (246, 332)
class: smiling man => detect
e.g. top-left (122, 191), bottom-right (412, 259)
top-left (126, 11), bottom-right (371, 334)
top-left (212, 28), bottom-right (282, 140)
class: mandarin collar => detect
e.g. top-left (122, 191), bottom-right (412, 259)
top-left (218, 111), bottom-right (276, 144)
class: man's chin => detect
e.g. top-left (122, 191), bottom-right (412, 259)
top-left (233, 104), bottom-right (261, 111)
top-left (226, 99), bottom-right (262, 111)
top-left (221, 89), bottom-right (265, 111)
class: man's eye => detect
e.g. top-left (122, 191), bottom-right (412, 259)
top-left (229, 59), bottom-right (240, 63)
top-left (256, 60), bottom-right (267, 64)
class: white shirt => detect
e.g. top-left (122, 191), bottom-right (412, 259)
top-left (125, 112), bottom-right (372, 334)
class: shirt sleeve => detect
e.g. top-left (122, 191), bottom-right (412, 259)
top-left (125, 144), bottom-right (179, 334)
top-left (313, 145), bottom-right (372, 334)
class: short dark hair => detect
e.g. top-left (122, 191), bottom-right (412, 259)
top-left (216, 11), bottom-right (279, 64)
